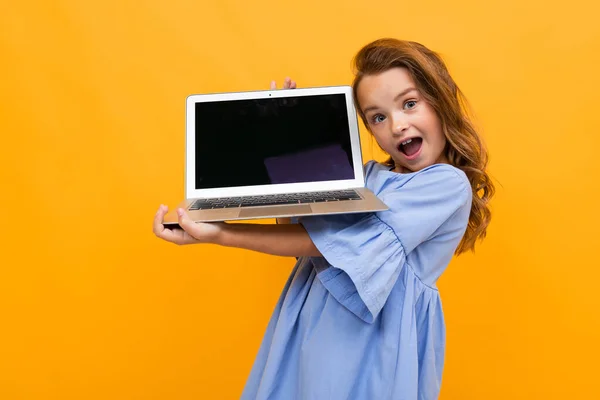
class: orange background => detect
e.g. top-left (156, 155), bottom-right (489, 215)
top-left (1, 1), bottom-right (599, 399)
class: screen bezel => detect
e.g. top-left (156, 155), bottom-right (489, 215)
top-left (184, 86), bottom-right (365, 199)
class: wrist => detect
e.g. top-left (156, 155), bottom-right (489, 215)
top-left (210, 222), bottom-right (229, 246)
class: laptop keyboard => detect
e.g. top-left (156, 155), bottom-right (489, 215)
top-left (189, 190), bottom-right (362, 210)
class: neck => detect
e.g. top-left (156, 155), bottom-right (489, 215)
top-left (392, 154), bottom-right (450, 174)
top-left (436, 154), bottom-right (449, 165)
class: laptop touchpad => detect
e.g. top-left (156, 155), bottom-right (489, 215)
top-left (239, 205), bottom-right (312, 218)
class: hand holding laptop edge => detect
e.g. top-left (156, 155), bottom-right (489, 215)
top-left (153, 202), bottom-right (322, 257)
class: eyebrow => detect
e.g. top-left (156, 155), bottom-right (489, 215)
top-left (361, 87), bottom-right (418, 114)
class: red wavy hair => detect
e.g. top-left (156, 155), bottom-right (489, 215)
top-left (352, 38), bottom-right (495, 254)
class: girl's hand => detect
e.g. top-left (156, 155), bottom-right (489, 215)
top-left (153, 205), bottom-right (224, 245)
top-left (270, 77), bottom-right (297, 90)
top-left (153, 205), bottom-right (320, 256)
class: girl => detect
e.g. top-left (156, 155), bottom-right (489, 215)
top-left (153, 38), bottom-right (494, 399)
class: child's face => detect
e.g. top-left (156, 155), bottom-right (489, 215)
top-left (357, 67), bottom-right (448, 173)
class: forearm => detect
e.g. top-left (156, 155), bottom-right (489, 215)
top-left (215, 223), bottom-right (322, 257)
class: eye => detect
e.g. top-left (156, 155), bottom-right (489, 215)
top-left (371, 114), bottom-right (386, 124)
top-left (404, 100), bottom-right (417, 110)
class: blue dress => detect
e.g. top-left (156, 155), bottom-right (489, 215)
top-left (241, 161), bottom-right (472, 400)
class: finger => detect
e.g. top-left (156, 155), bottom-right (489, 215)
top-left (153, 205), bottom-right (184, 243)
top-left (283, 77), bottom-right (291, 89)
top-left (153, 204), bottom-right (168, 236)
top-left (270, 80), bottom-right (276, 90)
top-left (177, 208), bottom-right (199, 238)
top-left (290, 80), bottom-right (297, 89)
top-left (153, 206), bottom-right (185, 244)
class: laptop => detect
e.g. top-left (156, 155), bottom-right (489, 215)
top-left (162, 85), bottom-right (388, 228)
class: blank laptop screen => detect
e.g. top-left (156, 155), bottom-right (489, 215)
top-left (194, 93), bottom-right (356, 190)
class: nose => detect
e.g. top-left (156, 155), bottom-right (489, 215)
top-left (391, 113), bottom-right (409, 136)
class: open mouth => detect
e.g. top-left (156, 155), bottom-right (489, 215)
top-left (398, 137), bottom-right (423, 158)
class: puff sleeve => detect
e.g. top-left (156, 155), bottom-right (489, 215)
top-left (300, 164), bottom-right (471, 323)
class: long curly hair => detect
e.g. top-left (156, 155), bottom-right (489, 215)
top-left (351, 38), bottom-right (495, 254)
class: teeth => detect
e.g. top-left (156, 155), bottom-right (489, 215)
top-left (401, 139), bottom-right (412, 146)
